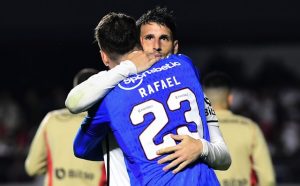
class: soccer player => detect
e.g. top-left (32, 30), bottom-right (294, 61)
top-left (25, 68), bottom-right (107, 186)
top-left (67, 7), bottom-right (231, 185)
top-left (73, 11), bottom-right (230, 185)
top-left (66, 7), bottom-right (230, 175)
top-left (203, 72), bottom-right (276, 186)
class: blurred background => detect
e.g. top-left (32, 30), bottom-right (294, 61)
top-left (0, 0), bottom-right (299, 185)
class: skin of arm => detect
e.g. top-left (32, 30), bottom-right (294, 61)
top-left (156, 126), bottom-right (230, 173)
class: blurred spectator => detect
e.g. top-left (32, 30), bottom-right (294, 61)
top-left (281, 120), bottom-right (300, 156)
top-left (0, 90), bottom-right (28, 182)
top-left (25, 68), bottom-right (107, 186)
top-left (0, 91), bottom-right (23, 141)
top-left (203, 72), bottom-right (276, 186)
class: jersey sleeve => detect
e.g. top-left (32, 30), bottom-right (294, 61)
top-left (73, 102), bottom-right (110, 161)
top-left (25, 113), bottom-right (50, 176)
top-left (251, 123), bottom-right (276, 186)
top-left (65, 60), bottom-right (137, 114)
top-left (204, 95), bottom-right (219, 127)
top-left (200, 124), bottom-right (231, 170)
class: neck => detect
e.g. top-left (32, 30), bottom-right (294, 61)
top-left (113, 49), bottom-right (136, 65)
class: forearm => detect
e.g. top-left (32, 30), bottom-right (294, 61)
top-left (199, 95), bottom-right (231, 169)
top-left (73, 113), bottom-right (110, 161)
top-left (200, 124), bottom-right (231, 170)
top-left (73, 124), bottom-right (108, 161)
top-left (73, 129), bottom-right (104, 161)
top-left (65, 61), bottom-right (137, 113)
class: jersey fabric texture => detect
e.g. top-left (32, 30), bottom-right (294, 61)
top-left (75, 54), bottom-right (220, 185)
top-left (214, 110), bottom-right (275, 186)
top-left (25, 108), bottom-right (106, 186)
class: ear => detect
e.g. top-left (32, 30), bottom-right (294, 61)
top-left (173, 40), bottom-right (179, 54)
top-left (228, 93), bottom-right (233, 107)
top-left (100, 50), bottom-right (109, 67)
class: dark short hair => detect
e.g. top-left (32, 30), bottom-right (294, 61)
top-left (136, 6), bottom-right (177, 40)
top-left (73, 68), bottom-right (99, 87)
top-left (95, 12), bottom-right (138, 61)
top-left (203, 72), bottom-right (233, 90)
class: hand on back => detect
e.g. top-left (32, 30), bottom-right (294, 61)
top-left (156, 134), bottom-right (203, 174)
top-left (127, 50), bottom-right (160, 73)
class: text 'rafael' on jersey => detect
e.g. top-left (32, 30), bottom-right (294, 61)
top-left (81, 54), bottom-right (220, 186)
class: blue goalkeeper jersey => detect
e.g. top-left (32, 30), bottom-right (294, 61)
top-left (75, 54), bottom-right (220, 185)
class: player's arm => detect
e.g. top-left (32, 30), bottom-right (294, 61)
top-left (66, 61), bottom-right (136, 114)
top-left (73, 103), bottom-right (109, 160)
top-left (200, 122), bottom-right (231, 170)
top-left (65, 51), bottom-right (157, 114)
top-left (252, 123), bottom-right (276, 186)
top-left (73, 124), bottom-right (106, 161)
top-left (25, 113), bottom-right (50, 176)
top-left (157, 96), bottom-right (231, 173)
top-left (198, 95), bottom-right (231, 170)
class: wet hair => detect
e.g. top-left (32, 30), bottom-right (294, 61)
top-left (95, 12), bottom-right (138, 61)
top-left (136, 6), bottom-right (177, 40)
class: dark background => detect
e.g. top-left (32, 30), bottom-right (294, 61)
top-left (1, 0), bottom-right (300, 184)
top-left (1, 0), bottom-right (300, 90)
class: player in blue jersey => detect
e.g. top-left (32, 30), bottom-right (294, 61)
top-left (73, 11), bottom-right (230, 185)
top-left (67, 9), bottom-right (231, 181)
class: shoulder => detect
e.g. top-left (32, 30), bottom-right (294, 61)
top-left (44, 108), bottom-right (86, 122)
top-left (165, 54), bottom-right (195, 69)
top-left (218, 110), bottom-right (256, 126)
top-left (46, 108), bottom-right (69, 118)
top-left (169, 54), bottom-right (193, 63)
top-left (232, 113), bottom-right (258, 127)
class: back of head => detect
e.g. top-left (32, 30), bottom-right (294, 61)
top-left (73, 68), bottom-right (99, 87)
top-left (95, 12), bottom-right (138, 61)
top-left (136, 6), bottom-right (177, 40)
top-left (203, 72), bottom-right (232, 109)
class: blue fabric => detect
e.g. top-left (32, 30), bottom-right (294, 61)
top-left (74, 54), bottom-right (220, 185)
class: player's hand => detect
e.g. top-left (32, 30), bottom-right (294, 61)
top-left (127, 50), bottom-right (159, 73)
top-left (156, 134), bottom-right (203, 174)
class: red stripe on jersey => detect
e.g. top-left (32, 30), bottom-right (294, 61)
top-left (250, 155), bottom-right (258, 186)
top-left (99, 163), bottom-right (107, 186)
top-left (44, 132), bottom-right (53, 186)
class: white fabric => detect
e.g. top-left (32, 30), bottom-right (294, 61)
top-left (102, 133), bottom-right (130, 186)
top-left (65, 60), bottom-right (137, 113)
top-left (200, 125), bottom-right (231, 170)
top-left (65, 60), bottom-right (230, 172)
top-left (199, 96), bottom-right (231, 170)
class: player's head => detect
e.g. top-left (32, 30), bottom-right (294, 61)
top-left (137, 7), bottom-right (178, 58)
top-left (203, 72), bottom-right (233, 110)
top-left (73, 68), bottom-right (99, 87)
top-left (95, 12), bottom-right (139, 69)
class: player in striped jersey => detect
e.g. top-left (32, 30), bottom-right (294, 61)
top-left (203, 72), bottom-right (276, 186)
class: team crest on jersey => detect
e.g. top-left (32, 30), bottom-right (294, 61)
top-left (118, 61), bottom-right (181, 90)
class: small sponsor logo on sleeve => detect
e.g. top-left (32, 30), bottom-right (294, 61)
top-left (118, 61), bottom-right (181, 90)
